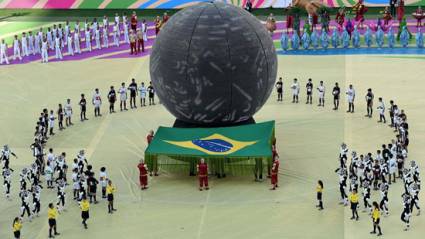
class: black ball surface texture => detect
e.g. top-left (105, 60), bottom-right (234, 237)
top-left (150, 1), bottom-right (277, 127)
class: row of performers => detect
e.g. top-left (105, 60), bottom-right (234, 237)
top-left (280, 26), bottom-right (423, 50)
top-left (266, 4), bottom-right (424, 36)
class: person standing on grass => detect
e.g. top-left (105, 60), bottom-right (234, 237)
top-left (128, 78), bottom-right (138, 109)
top-left (49, 110), bottom-right (56, 136)
top-left (349, 189), bottom-right (360, 220)
top-left (79, 94), bottom-right (88, 121)
top-left (106, 180), bottom-right (117, 213)
top-left (131, 11), bottom-right (138, 32)
top-left (108, 86), bottom-right (117, 113)
top-left (138, 82), bottom-right (147, 107)
top-left (65, 99), bottom-right (73, 126)
top-left (0, 39), bottom-right (9, 65)
top-left (119, 83), bottom-right (128, 111)
top-left (365, 88), bottom-right (374, 118)
top-left (57, 104), bottom-right (65, 130)
top-left (346, 84), bottom-right (355, 113)
top-left (377, 98), bottom-right (386, 123)
top-left (371, 201), bottom-right (383, 236)
top-left (332, 82), bottom-right (340, 110)
top-left (142, 19), bottom-right (148, 42)
top-left (148, 82), bottom-right (155, 105)
top-left (92, 88), bottom-right (102, 117)
top-left (317, 80), bottom-right (325, 107)
top-left (13, 35), bottom-right (22, 61)
top-left (74, 28), bottom-right (81, 54)
top-left (130, 30), bottom-right (137, 55)
top-left (99, 167), bottom-right (108, 199)
top-left (137, 29), bottom-right (145, 53)
top-left (276, 77), bottom-right (283, 101)
top-left (291, 78), bottom-right (300, 103)
top-left (271, 155), bottom-right (280, 190)
top-left (12, 217), bottom-right (22, 239)
top-left (197, 158), bottom-right (209, 191)
top-left (138, 159), bottom-right (149, 190)
top-left (80, 196), bottom-right (90, 229)
top-left (48, 203), bottom-right (60, 238)
top-left (316, 180), bottom-right (324, 210)
top-left (306, 78), bottom-right (313, 104)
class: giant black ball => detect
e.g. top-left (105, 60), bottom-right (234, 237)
top-left (149, 1), bottom-right (277, 127)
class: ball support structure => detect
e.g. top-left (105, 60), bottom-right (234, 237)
top-left (150, 1), bottom-right (278, 128)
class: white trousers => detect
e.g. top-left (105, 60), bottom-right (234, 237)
top-left (85, 39), bottom-right (91, 52)
top-left (41, 49), bottom-right (48, 63)
top-left (0, 50), bottom-right (9, 64)
top-left (55, 46), bottom-right (62, 59)
top-left (13, 46), bottom-right (22, 60)
top-left (74, 40), bottom-right (81, 54)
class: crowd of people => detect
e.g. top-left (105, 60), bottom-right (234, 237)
top-left (0, 11), bottom-right (171, 65)
top-left (276, 77), bottom-right (420, 233)
top-left (334, 101), bottom-right (420, 234)
top-left (0, 77), bottom-right (162, 238)
top-left (264, 0), bottom-right (425, 50)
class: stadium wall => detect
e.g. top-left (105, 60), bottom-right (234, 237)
top-left (0, 0), bottom-right (422, 9)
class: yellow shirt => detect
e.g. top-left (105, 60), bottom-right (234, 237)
top-left (106, 185), bottom-right (116, 195)
top-left (316, 185), bottom-right (323, 193)
top-left (48, 208), bottom-right (58, 219)
top-left (372, 208), bottom-right (380, 221)
top-left (349, 193), bottom-right (359, 203)
top-left (13, 221), bottom-right (22, 232)
top-left (81, 200), bottom-right (90, 212)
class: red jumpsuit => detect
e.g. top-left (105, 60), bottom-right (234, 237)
top-left (397, 0), bottom-right (405, 22)
top-left (131, 15), bottom-right (138, 31)
top-left (147, 134), bottom-right (153, 144)
top-left (336, 12), bottom-right (345, 30)
top-left (271, 159), bottom-right (280, 188)
top-left (162, 15), bottom-right (169, 24)
top-left (138, 163), bottom-right (148, 189)
top-left (197, 163), bottom-right (208, 189)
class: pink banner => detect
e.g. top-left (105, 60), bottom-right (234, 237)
top-left (6, 0), bottom-right (38, 8)
top-left (44, 0), bottom-right (77, 9)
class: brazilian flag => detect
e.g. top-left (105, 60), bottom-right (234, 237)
top-left (145, 121), bottom-right (275, 176)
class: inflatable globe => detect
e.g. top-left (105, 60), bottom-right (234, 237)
top-left (149, 1), bottom-right (277, 127)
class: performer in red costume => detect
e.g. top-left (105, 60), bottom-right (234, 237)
top-left (197, 158), bottom-right (209, 191)
top-left (397, 0), bottom-right (405, 22)
top-left (312, 13), bottom-right (319, 31)
top-left (267, 143), bottom-right (278, 178)
top-left (147, 130), bottom-right (154, 144)
top-left (137, 159), bottom-right (148, 190)
top-left (335, 8), bottom-right (346, 32)
top-left (271, 155), bottom-right (280, 190)
top-left (162, 12), bottom-right (169, 24)
top-left (412, 5), bottom-right (424, 27)
top-left (353, 0), bottom-right (367, 29)
top-left (383, 6), bottom-right (392, 26)
top-left (130, 11), bottom-right (138, 31)
top-left (285, 4), bottom-right (293, 34)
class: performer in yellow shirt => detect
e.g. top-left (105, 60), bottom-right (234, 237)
top-left (80, 196), bottom-right (90, 229)
top-left (370, 201), bottom-right (383, 236)
top-left (349, 189), bottom-right (359, 220)
top-left (106, 180), bottom-right (117, 214)
top-left (316, 180), bottom-right (324, 210)
top-left (12, 217), bottom-right (22, 239)
top-left (48, 203), bottom-right (60, 238)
